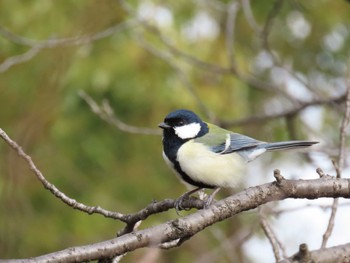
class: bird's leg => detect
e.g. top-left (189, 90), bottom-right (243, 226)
top-left (175, 187), bottom-right (202, 213)
top-left (204, 187), bottom-right (221, 209)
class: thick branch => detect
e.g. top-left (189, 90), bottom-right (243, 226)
top-left (279, 243), bottom-right (350, 263)
top-left (4, 177), bottom-right (350, 263)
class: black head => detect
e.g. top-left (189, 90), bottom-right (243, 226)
top-left (158, 109), bottom-right (208, 140)
top-left (158, 110), bottom-right (214, 189)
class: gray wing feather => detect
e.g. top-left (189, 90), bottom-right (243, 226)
top-left (211, 133), bottom-right (264, 154)
top-left (211, 133), bottom-right (318, 162)
top-left (263, 141), bottom-right (318, 151)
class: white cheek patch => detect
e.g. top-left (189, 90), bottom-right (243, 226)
top-left (174, 123), bottom-right (201, 139)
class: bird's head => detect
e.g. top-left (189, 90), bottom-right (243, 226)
top-left (158, 109), bottom-right (208, 140)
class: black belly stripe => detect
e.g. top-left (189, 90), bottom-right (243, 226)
top-left (173, 160), bottom-right (215, 189)
top-left (162, 126), bottom-right (215, 189)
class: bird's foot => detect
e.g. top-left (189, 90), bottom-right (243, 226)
top-left (174, 187), bottom-right (202, 215)
top-left (203, 187), bottom-right (221, 209)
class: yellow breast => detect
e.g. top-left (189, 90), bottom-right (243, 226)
top-left (176, 140), bottom-right (245, 188)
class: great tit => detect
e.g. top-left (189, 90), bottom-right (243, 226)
top-left (158, 109), bottom-right (318, 210)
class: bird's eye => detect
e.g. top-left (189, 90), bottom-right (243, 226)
top-left (178, 121), bottom-right (184, 126)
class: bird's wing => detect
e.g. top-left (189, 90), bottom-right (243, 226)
top-left (193, 123), bottom-right (227, 148)
top-left (194, 123), bottom-right (264, 154)
top-left (211, 133), bottom-right (264, 156)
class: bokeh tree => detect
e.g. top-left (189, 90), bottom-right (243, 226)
top-left (0, 0), bottom-right (350, 262)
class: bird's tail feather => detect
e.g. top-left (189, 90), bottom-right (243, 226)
top-left (262, 140), bottom-right (319, 151)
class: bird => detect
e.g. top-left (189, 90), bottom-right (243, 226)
top-left (158, 109), bottom-right (318, 211)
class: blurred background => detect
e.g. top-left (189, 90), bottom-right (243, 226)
top-left (0, 0), bottom-right (349, 262)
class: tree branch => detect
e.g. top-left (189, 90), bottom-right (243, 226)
top-left (0, 46), bottom-right (42, 73)
top-left (220, 92), bottom-right (347, 127)
top-left (3, 175), bottom-right (350, 262)
top-left (0, 21), bottom-right (134, 48)
top-left (0, 127), bottom-right (203, 229)
top-left (225, 1), bottom-right (240, 71)
top-left (119, 0), bottom-right (293, 99)
top-left (258, 207), bottom-right (286, 261)
top-left (261, 0), bottom-right (285, 57)
top-left (338, 86), bottom-right (350, 172)
top-left (279, 243), bottom-right (350, 263)
top-left (79, 91), bottom-right (161, 135)
top-left (0, 128), bottom-right (125, 220)
top-left (241, 0), bottom-right (262, 33)
top-left (0, 21), bottom-right (134, 73)
top-left (321, 86), bottom-right (350, 248)
top-left (133, 34), bottom-right (213, 119)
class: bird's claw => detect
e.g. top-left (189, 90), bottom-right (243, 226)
top-left (203, 195), bottom-right (214, 209)
top-left (174, 187), bottom-right (202, 215)
top-left (174, 193), bottom-right (191, 215)
top-left (203, 187), bottom-right (221, 209)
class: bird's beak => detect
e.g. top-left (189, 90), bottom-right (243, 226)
top-left (158, 122), bottom-right (171, 129)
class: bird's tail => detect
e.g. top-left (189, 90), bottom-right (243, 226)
top-left (262, 140), bottom-right (319, 151)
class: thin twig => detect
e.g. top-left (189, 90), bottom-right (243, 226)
top-left (0, 21), bottom-right (134, 74)
top-left (0, 128), bottom-right (203, 228)
top-left (321, 86), bottom-right (350, 249)
top-left (338, 86), bottom-right (350, 172)
top-left (209, 228), bottom-right (237, 262)
top-left (79, 91), bottom-right (161, 135)
top-left (258, 207), bottom-right (285, 261)
top-left (194, 228), bottom-right (255, 263)
top-left (270, 201), bottom-right (350, 216)
top-left (0, 128), bottom-right (125, 220)
top-left (321, 198), bottom-right (339, 249)
top-left (123, 0), bottom-right (214, 118)
top-left (119, 0), bottom-right (291, 99)
top-left (220, 92), bottom-right (347, 127)
top-left (225, 1), bottom-right (240, 71)
top-left (261, 0), bottom-right (285, 56)
top-left (0, 20), bottom-right (135, 48)
top-left (134, 34), bottom-right (213, 119)
top-left (241, 0), bottom-right (262, 33)
top-left (259, 0), bottom-right (318, 101)
top-left (0, 46), bottom-right (42, 73)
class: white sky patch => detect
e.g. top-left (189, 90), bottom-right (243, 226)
top-left (263, 96), bottom-right (289, 116)
top-left (300, 106), bottom-right (324, 132)
top-left (286, 11), bottom-right (311, 40)
top-left (316, 51), bottom-right (335, 71)
top-left (253, 50), bottom-right (274, 72)
top-left (309, 70), bottom-right (348, 95)
top-left (269, 68), bottom-right (314, 105)
top-left (244, 199), bottom-right (350, 262)
top-left (137, 1), bottom-right (173, 28)
top-left (181, 11), bottom-right (219, 42)
top-left (323, 24), bottom-right (348, 52)
top-left (270, 66), bottom-right (287, 86)
top-left (323, 32), bottom-right (345, 52)
top-left (174, 122), bottom-right (201, 139)
top-left (243, 158), bottom-right (350, 262)
top-left (243, 236), bottom-right (275, 262)
top-left (285, 73), bottom-right (314, 102)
